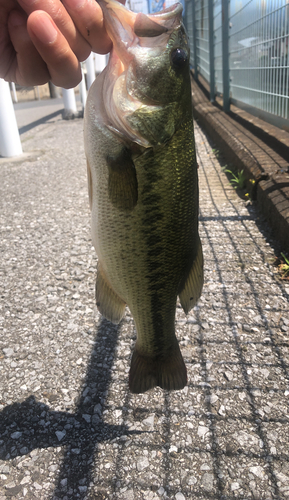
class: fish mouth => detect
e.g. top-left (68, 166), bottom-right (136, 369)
top-left (99, 0), bottom-right (184, 147)
top-left (98, 0), bottom-right (183, 62)
top-left (146, 3), bottom-right (183, 21)
top-left (98, 0), bottom-right (182, 22)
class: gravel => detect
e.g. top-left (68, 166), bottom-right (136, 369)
top-left (0, 109), bottom-right (288, 499)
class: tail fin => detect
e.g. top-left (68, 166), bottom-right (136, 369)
top-left (129, 345), bottom-right (187, 394)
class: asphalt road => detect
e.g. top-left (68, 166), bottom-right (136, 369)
top-left (13, 96), bottom-right (82, 135)
top-left (0, 99), bottom-right (288, 500)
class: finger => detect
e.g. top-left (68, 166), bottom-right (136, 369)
top-left (61, 0), bottom-right (112, 54)
top-left (7, 9), bottom-right (50, 86)
top-left (18, 0), bottom-right (91, 61)
top-left (27, 10), bottom-right (82, 88)
top-left (0, 4), bottom-right (19, 81)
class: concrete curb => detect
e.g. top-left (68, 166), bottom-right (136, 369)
top-left (191, 76), bottom-right (289, 252)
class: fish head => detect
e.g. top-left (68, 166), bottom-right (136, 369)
top-left (99, 0), bottom-right (191, 147)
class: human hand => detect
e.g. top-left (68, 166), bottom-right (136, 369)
top-left (0, 0), bottom-right (117, 89)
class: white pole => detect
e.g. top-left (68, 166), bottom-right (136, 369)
top-left (0, 79), bottom-right (22, 157)
top-left (79, 68), bottom-right (87, 108)
top-left (10, 82), bottom-right (18, 103)
top-left (94, 53), bottom-right (107, 75)
top-left (62, 88), bottom-right (77, 119)
top-left (86, 53), bottom-right (95, 89)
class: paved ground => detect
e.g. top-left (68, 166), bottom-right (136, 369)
top-left (13, 97), bottom-right (82, 135)
top-left (190, 77), bottom-right (289, 252)
top-left (0, 102), bottom-right (289, 500)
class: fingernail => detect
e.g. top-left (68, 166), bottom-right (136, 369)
top-left (31, 14), bottom-right (58, 44)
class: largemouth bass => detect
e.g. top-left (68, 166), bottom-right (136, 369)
top-left (84, 0), bottom-right (203, 393)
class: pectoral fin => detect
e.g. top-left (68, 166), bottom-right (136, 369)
top-left (179, 238), bottom-right (204, 314)
top-left (107, 147), bottom-right (138, 211)
top-left (127, 103), bottom-right (178, 146)
top-left (96, 262), bottom-right (126, 324)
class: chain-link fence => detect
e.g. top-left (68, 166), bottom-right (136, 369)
top-left (184, 0), bottom-right (289, 128)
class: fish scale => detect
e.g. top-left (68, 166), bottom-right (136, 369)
top-left (84, 0), bottom-right (203, 393)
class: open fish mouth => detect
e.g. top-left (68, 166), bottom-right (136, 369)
top-left (142, 3), bottom-right (183, 21)
top-left (98, 0), bottom-right (183, 23)
top-left (97, 0), bottom-right (187, 147)
top-left (97, 0), bottom-right (183, 54)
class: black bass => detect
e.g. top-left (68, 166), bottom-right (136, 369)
top-left (84, 0), bottom-right (203, 393)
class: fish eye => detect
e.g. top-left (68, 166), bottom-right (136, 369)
top-left (171, 48), bottom-right (188, 68)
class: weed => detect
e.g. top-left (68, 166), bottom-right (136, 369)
top-left (273, 253), bottom-right (289, 280)
top-left (244, 179), bottom-right (257, 201)
top-left (280, 253), bottom-right (289, 278)
top-left (223, 168), bottom-right (246, 190)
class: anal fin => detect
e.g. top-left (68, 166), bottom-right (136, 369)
top-left (179, 237), bottom-right (204, 314)
top-left (129, 344), bottom-right (187, 394)
top-left (95, 262), bottom-right (126, 324)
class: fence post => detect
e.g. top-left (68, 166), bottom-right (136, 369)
top-left (94, 54), bottom-right (107, 76)
top-left (86, 53), bottom-right (95, 90)
top-left (208, 0), bottom-right (215, 102)
top-left (10, 82), bottom-right (18, 103)
top-left (0, 79), bottom-right (22, 158)
top-left (222, 0), bottom-right (230, 111)
top-left (192, 0), bottom-right (198, 81)
top-left (62, 88), bottom-right (78, 119)
top-left (48, 82), bottom-right (61, 98)
top-left (79, 68), bottom-right (87, 109)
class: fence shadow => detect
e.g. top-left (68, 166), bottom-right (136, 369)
top-left (0, 318), bottom-right (143, 499)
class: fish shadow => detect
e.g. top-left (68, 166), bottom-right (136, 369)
top-left (0, 318), bottom-right (143, 499)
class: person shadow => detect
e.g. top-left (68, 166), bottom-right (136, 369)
top-left (0, 317), bottom-right (143, 499)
